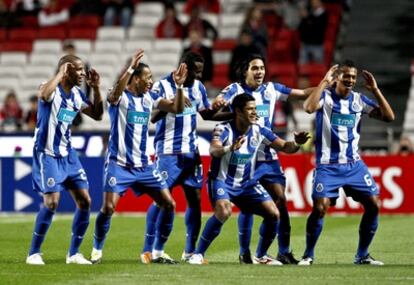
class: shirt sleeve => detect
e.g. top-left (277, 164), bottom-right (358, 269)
top-left (151, 81), bottom-right (166, 99)
top-left (219, 83), bottom-right (238, 104)
top-left (212, 123), bottom-right (229, 144)
top-left (361, 94), bottom-right (379, 114)
top-left (149, 91), bottom-right (162, 109)
top-left (318, 90), bottom-right (326, 109)
top-left (273, 82), bottom-right (292, 101)
top-left (260, 125), bottom-right (278, 145)
top-left (78, 87), bottom-right (92, 110)
top-left (197, 82), bottom-right (211, 111)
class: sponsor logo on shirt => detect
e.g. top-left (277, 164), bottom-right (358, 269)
top-left (229, 153), bottom-right (253, 165)
top-left (256, 104), bottom-right (270, 118)
top-left (176, 103), bottom-right (197, 117)
top-left (57, 108), bottom-right (77, 123)
top-left (331, 113), bottom-right (356, 127)
top-left (127, 110), bottom-right (150, 125)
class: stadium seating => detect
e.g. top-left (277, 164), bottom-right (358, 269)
top-left (0, 0), bottom-right (344, 131)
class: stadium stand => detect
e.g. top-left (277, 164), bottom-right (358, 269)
top-left (0, 0), bottom-right (345, 133)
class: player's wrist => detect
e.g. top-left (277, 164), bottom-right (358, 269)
top-left (321, 79), bottom-right (330, 85)
top-left (223, 145), bottom-right (232, 153)
top-left (126, 66), bottom-right (134, 75)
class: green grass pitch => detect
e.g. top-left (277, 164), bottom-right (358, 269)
top-left (1, 214), bottom-right (413, 285)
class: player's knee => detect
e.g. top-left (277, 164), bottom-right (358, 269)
top-left (162, 199), bottom-right (176, 212)
top-left (44, 200), bottom-right (59, 211)
top-left (214, 203), bottom-right (231, 222)
top-left (77, 196), bottom-right (91, 210)
top-left (313, 203), bottom-right (328, 217)
top-left (368, 199), bottom-right (381, 214)
top-left (274, 194), bottom-right (287, 207)
top-left (266, 209), bottom-right (279, 221)
top-left (101, 203), bottom-right (116, 215)
top-left (187, 195), bottom-right (201, 209)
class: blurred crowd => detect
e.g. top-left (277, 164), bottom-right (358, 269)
top-left (3, 0), bottom-right (410, 155)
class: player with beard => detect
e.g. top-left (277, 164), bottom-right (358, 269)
top-left (140, 51), bottom-right (228, 264)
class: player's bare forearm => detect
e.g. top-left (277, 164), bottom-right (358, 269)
top-left (107, 72), bottom-right (131, 104)
top-left (303, 81), bottom-right (327, 113)
top-left (89, 86), bottom-right (103, 120)
top-left (39, 70), bottom-right (64, 101)
top-left (200, 109), bottom-right (233, 121)
top-left (280, 141), bottom-right (301, 153)
top-left (172, 87), bottom-right (185, 113)
top-left (370, 88), bottom-right (395, 122)
top-left (209, 143), bottom-right (227, 158)
top-left (151, 109), bottom-right (167, 123)
top-left (270, 138), bottom-right (299, 153)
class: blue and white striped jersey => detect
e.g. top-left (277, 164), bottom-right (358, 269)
top-left (107, 89), bottom-right (162, 167)
top-left (34, 84), bottom-right (90, 157)
top-left (153, 73), bottom-right (210, 154)
top-left (209, 121), bottom-right (278, 188)
top-left (315, 88), bottom-right (378, 165)
top-left (220, 82), bottom-right (291, 161)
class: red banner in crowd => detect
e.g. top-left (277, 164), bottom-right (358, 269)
top-left (116, 154), bottom-right (414, 214)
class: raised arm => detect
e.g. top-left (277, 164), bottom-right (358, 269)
top-left (269, 131), bottom-right (310, 153)
top-left (38, 62), bottom-right (70, 101)
top-left (210, 135), bottom-right (245, 158)
top-left (362, 70), bottom-right (395, 122)
top-left (303, 64), bottom-right (338, 113)
top-left (199, 95), bottom-right (233, 121)
top-left (288, 87), bottom-right (315, 100)
top-left (82, 68), bottom-right (103, 120)
top-left (156, 63), bottom-right (187, 114)
top-left (107, 49), bottom-right (144, 105)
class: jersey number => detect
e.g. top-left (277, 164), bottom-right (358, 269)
top-left (152, 169), bottom-right (163, 182)
top-left (364, 174), bottom-right (373, 186)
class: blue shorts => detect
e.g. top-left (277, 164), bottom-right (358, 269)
top-left (156, 152), bottom-right (203, 190)
top-left (312, 160), bottom-right (379, 201)
top-left (103, 160), bottom-right (167, 196)
top-left (32, 149), bottom-right (89, 193)
top-left (207, 179), bottom-right (272, 211)
top-left (254, 160), bottom-right (286, 186)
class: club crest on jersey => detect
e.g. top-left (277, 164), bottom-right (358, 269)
top-left (108, 176), bottom-right (117, 186)
top-left (217, 188), bottom-right (225, 196)
top-left (250, 137), bottom-right (259, 147)
top-left (47, 178), bottom-right (55, 187)
top-left (142, 97), bottom-right (151, 108)
top-left (351, 101), bottom-right (362, 112)
top-left (161, 171), bottom-right (168, 180)
top-left (316, 183), bottom-right (324, 192)
top-left (264, 90), bottom-right (272, 101)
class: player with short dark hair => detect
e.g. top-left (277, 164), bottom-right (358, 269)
top-left (189, 94), bottom-right (310, 265)
top-left (90, 49), bottom-right (186, 264)
top-left (298, 60), bottom-right (395, 266)
top-left (140, 51), bottom-right (228, 264)
top-left (220, 54), bottom-right (314, 264)
top-left (26, 54), bottom-right (103, 265)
